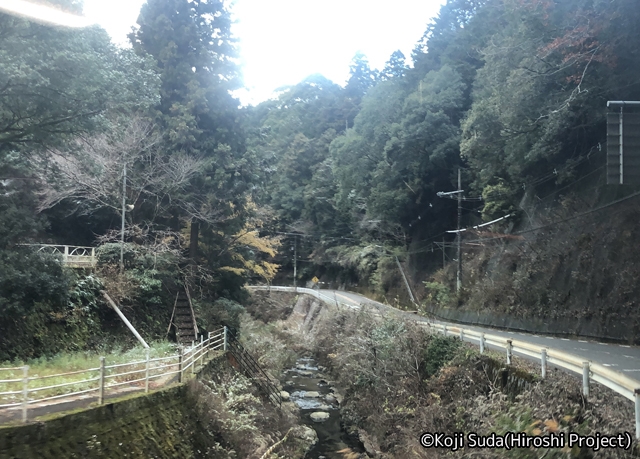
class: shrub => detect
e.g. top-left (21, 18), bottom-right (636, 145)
top-left (422, 335), bottom-right (461, 378)
top-left (423, 281), bottom-right (453, 307)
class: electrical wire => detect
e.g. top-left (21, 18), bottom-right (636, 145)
top-left (534, 165), bottom-right (605, 202)
top-left (463, 189), bottom-right (640, 245)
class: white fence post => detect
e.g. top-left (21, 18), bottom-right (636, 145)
top-left (459, 329), bottom-right (464, 341)
top-left (541, 349), bottom-right (547, 379)
top-left (191, 341), bottom-right (195, 375)
top-left (178, 352), bottom-right (183, 383)
top-left (479, 333), bottom-right (485, 354)
top-left (443, 325), bottom-right (447, 337)
top-left (223, 326), bottom-right (228, 351)
top-left (506, 340), bottom-right (513, 365)
top-left (145, 349), bottom-right (150, 394)
top-left (21, 365), bottom-right (29, 423)
top-left (199, 335), bottom-right (204, 370)
top-left (98, 357), bottom-right (105, 404)
top-left (583, 362), bottom-right (590, 397)
top-left (635, 389), bottom-right (640, 439)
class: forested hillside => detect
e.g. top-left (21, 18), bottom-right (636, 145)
top-left (3, 0), bottom-right (640, 360)
top-left (247, 0), bottom-right (640, 333)
top-left (0, 0), bottom-right (277, 359)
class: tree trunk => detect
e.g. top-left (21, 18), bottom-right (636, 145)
top-left (189, 220), bottom-right (199, 263)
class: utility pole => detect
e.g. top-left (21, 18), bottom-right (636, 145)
top-left (395, 256), bottom-right (416, 304)
top-left (457, 168), bottom-right (462, 293)
top-left (442, 237), bottom-right (446, 269)
top-left (120, 161), bottom-right (126, 272)
top-left (293, 234), bottom-right (297, 289)
top-left (436, 169), bottom-right (464, 293)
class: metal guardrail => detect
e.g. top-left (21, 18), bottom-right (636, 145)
top-left (249, 285), bottom-right (640, 438)
top-left (0, 328), bottom-right (226, 424)
top-left (226, 328), bottom-right (282, 407)
top-left (249, 285), bottom-right (357, 310)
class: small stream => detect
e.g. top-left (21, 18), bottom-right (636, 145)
top-left (282, 357), bottom-right (364, 459)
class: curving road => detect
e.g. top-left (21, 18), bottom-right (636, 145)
top-left (317, 289), bottom-right (640, 376)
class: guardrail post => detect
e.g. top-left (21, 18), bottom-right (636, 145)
top-left (178, 351), bottom-right (183, 383)
top-left (635, 389), bottom-right (640, 439)
top-left (480, 333), bottom-right (485, 354)
top-left (98, 357), bottom-right (105, 404)
top-left (21, 365), bottom-right (29, 423)
top-left (459, 329), bottom-right (464, 341)
top-left (582, 362), bottom-right (590, 397)
top-left (541, 349), bottom-right (547, 379)
top-left (145, 349), bottom-right (150, 394)
top-left (223, 326), bottom-right (228, 351)
top-left (443, 325), bottom-right (447, 337)
top-left (63, 245), bottom-right (69, 264)
top-left (506, 340), bottom-right (513, 365)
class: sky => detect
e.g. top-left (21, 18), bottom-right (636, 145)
top-left (82, 0), bottom-right (446, 105)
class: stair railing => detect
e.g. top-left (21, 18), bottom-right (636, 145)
top-left (184, 284), bottom-right (199, 337)
top-left (166, 291), bottom-right (180, 339)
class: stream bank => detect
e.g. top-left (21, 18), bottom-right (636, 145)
top-left (249, 291), bottom-right (637, 458)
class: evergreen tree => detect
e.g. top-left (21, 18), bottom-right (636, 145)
top-left (130, 0), bottom-right (249, 265)
top-left (381, 50), bottom-right (408, 80)
top-left (345, 52), bottom-right (378, 100)
top-left (0, 13), bottom-right (158, 157)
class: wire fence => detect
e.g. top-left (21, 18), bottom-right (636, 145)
top-left (0, 327), bottom-right (227, 424)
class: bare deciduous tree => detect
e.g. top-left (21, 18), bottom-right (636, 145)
top-left (32, 116), bottom-right (224, 227)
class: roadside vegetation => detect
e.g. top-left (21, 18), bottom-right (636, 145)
top-left (189, 358), bottom-right (314, 459)
top-left (242, 292), bottom-right (635, 458)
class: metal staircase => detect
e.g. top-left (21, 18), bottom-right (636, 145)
top-left (168, 286), bottom-right (198, 345)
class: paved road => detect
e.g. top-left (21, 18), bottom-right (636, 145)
top-left (319, 289), bottom-right (640, 376)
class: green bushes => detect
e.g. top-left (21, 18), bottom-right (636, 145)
top-left (196, 298), bottom-right (246, 332)
top-left (423, 281), bottom-right (453, 308)
top-left (422, 335), bottom-right (461, 378)
top-left (0, 247), bottom-right (79, 361)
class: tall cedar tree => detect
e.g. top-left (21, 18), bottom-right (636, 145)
top-left (130, 0), bottom-right (246, 261)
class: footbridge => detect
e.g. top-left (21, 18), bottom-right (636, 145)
top-left (23, 244), bottom-right (96, 268)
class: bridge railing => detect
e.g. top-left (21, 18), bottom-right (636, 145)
top-left (0, 327), bottom-right (226, 424)
top-left (250, 285), bottom-right (640, 438)
top-left (20, 244), bottom-right (97, 268)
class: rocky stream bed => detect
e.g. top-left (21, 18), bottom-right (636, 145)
top-left (281, 357), bottom-right (364, 459)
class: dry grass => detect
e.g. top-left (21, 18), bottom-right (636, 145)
top-left (0, 341), bottom-right (177, 405)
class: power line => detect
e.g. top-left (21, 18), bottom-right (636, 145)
top-left (535, 165), bottom-right (605, 203)
top-left (463, 189), bottom-right (640, 245)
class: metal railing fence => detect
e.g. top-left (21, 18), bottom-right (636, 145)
top-left (0, 327), bottom-right (226, 424)
top-left (20, 244), bottom-right (97, 267)
top-left (249, 285), bottom-right (640, 439)
top-left (226, 329), bottom-right (282, 407)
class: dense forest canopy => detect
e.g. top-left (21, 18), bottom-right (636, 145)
top-left (1, 0), bottom-right (640, 358)
top-left (247, 0), bottom-right (640, 286)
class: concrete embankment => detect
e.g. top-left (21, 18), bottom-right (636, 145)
top-left (0, 384), bottom-right (207, 459)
